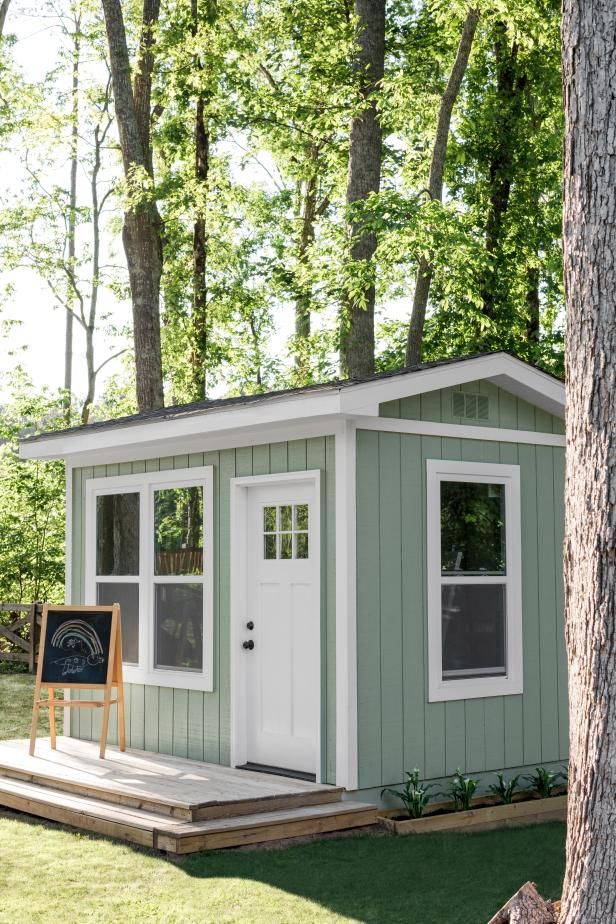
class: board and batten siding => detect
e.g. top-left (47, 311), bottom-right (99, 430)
top-left (69, 438), bottom-right (337, 784)
top-left (380, 381), bottom-right (565, 435)
top-left (355, 428), bottom-right (567, 793)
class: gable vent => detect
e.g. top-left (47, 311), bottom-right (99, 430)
top-left (452, 392), bottom-right (489, 421)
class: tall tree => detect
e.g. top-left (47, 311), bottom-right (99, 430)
top-left (340, 0), bottom-right (386, 380)
top-left (64, 7), bottom-right (81, 424)
top-left (0, 0), bottom-right (11, 38)
top-left (405, 6), bottom-right (479, 367)
top-left (101, 0), bottom-right (164, 411)
top-left (560, 1), bottom-right (616, 920)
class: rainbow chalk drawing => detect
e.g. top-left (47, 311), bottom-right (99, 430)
top-left (50, 619), bottom-right (106, 677)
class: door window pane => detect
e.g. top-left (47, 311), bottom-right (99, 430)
top-left (440, 482), bottom-right (505, 574)
top-left (441, 584), bottom-right (506, 679)
top-left (155, 583), bottom-right (203, 671)
top-left (154, 486), bottom-right (203, 576)
top-left (96, 493), bottom-right (140, 576)
top-left (96, 582), bottom-right (139, 665)
top-left (262, 503), bottom-right (310, 560)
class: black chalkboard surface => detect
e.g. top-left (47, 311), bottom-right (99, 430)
top-left (40, 608), bottom-right (114, 686)
top-left (31, 603), bottom-right (126, 760)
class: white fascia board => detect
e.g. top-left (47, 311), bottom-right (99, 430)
top-left (340, 353), bottom-right (565, 418)
top-left (20, 396), bottom-right (345, 463)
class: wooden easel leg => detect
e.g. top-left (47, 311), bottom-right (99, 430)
top-left (48, 686), bottom-right (56, 749)
top-left (99, 698), bottom-right (111, 760)
top-left (29, 692), bottom-right (40, 757)
top-left (117, 683), bottom-right (126, 752)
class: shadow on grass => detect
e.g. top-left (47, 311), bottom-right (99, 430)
top-left (176, 823), bottom-right (566, 924)
top-left (0, 808), bottom-right (565, 924)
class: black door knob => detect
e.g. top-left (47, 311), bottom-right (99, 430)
top-left (246, 621), bottom-right (254, 630)
top-left (242, 639), bottom-right (255, 650)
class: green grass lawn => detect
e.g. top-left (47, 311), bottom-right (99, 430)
top-left (0, 669), bottom-right (63, 739)
top-left (0, 673), bottom-right (565, 923)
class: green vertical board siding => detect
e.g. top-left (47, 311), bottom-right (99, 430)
top-left (356, 429), bottom-right (567, 786)
top-left (70, 437), bottom-right (336, 782)
top-left (379, 383), bottom-right (563, 434)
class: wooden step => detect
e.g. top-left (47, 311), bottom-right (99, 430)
top-left (0, 739), bottom-right (344, 821)
top-left (156, 801), bottom-right (379, 853)
top-left (0, 775), bottom-right (378, 853)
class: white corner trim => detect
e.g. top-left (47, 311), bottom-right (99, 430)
top-left (426, 459), bottom-right (523, 703)
top-left (64, 461), bottom-right (73, 732)
top-left (335, 420), bottom-right (358, 790)
top-left (356, 416), bottom-right (565, 447)
top-left (84, 466), bottom-right (215, 692)
top-left (229, 470), bottom-right (322, 782)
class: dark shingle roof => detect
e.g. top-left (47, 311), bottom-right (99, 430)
top-left (22, 352), bottom-right (561, 446)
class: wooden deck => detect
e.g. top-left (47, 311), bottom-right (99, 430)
top-left (0, 738), bottom-right (377, 852)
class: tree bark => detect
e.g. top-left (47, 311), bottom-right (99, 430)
top-left (339, 0), bottom-right (386, 380)
top-left (560, 2), bottom-right (616, 921)
top-left (479, 21), bottom-right (525, 323)
top-left (405, 6), bottom-right (479, 367)
top-left (0, 0), bottom-right (11, 39)
top-left (64, 14), bottom-right (80, 426)
top-left (101, 0), bottom-right (164, 412)
top-left (487, 882), bottom-right (557, 923)
top-left (191, 0), bottom-right (210, 401)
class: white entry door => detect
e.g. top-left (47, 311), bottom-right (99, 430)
top-left (242, 481), bottom-right (320, 776)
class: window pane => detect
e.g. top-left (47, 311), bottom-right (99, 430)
top-left (154, 486), bottom-right (203, 576)
top-left (441, 584), bottom-right (506, 679)
top-left (295, 532), bottom-right (309, 559)
top-left (96, 582), bottom-right (139, 665)
top-left (280, 505), bottom-right (292, 531)
top-left (155, 583), bottom-right (203, 671)
top-left (295, 504), bottom-right (309, 530)
top-left (440, 482), bottom-right (506, 574)
top-left (280, 533), bottom-right (292, 559)
top-left (264, 534), bottom-right (277, 559)
top-left (263, 506), bottom-right (277, 532)
top-left (96, 493), bottom-right (140, 576)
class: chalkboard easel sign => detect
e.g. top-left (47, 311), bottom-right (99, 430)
top-left (30, 604), bottom-right (126, 760)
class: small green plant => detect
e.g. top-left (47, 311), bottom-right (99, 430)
top-left (524, 767), bottom-right (563, 799)
top-left (488, 772), bottom-right (520, 805)
top-left (447, 768), bottom-right (480, 811)
top-left (381, 769), bottom-right (435, 819)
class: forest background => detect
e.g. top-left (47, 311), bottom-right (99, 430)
top-left (0, 0), bottom-right (564, 606)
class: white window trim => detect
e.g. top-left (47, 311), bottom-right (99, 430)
top-left (427, 459), bottom-right (523, 702)
top-left (85, 466), bottom-right (214, 692)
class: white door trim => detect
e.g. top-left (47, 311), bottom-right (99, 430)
top-left (230, 470), bottom-right (323, 782)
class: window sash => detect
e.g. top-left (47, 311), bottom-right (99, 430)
top-left (85, 467), bottom-right (214, 692)
top-left (426, 459), bottom-right (523, 703)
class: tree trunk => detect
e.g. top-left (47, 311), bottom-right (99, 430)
top-left (64, 14), bottom-right (80, 426)
top-left (479, 21), bottom-right (525, 323)
top-left (488, 882), bottom-right (557, 923)
top-left (0, 0), bottom-right (11, 38)
top-left (560, 2), bottom-right (616, 920)
top-left (294, 171), bottom-right (317, 372)
top-left (101, 0), bottom-right (164, 412)
top-left (525, 265), bottom-right (540, 344)
top-left (405, 7), bottom-right (479, 367)
top-left (191, 0), bottom-right (210, 401)
top-left (339, 0), bottom-right (386, 380)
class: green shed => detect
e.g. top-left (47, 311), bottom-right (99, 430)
top-left (21, 351), bottom-right (567, 804)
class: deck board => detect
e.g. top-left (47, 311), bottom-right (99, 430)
top-left (0, 738), bottom-right (342, 819)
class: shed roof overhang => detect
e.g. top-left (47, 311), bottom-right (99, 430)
top-left (20, 352), bottom-right (565, 466)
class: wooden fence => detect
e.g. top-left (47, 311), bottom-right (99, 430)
top-left (0, 603), bottom-right (44, 672)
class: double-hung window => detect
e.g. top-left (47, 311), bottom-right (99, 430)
top-left (427, 459), bottom-right (523, 702)
top-left (86, 467), bottom-right (214, 691)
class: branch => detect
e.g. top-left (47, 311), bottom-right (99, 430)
top-left (94, 348), bottom-right (128, 376)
